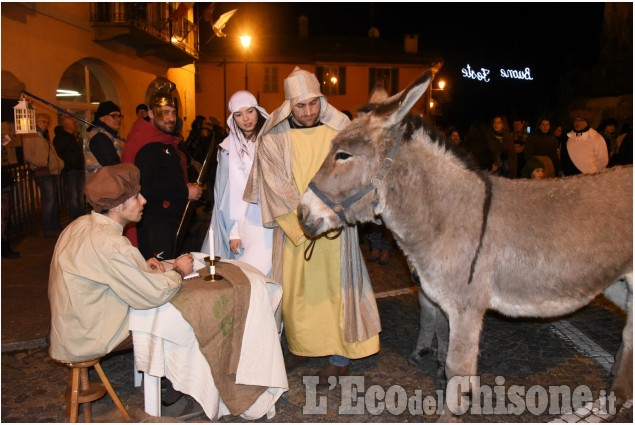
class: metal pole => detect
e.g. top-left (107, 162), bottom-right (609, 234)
top-left (223, 61), bottom-right (227, 124)
top-left (244, 61), bottom-right (248, 90)
top-left (21, 90), bottom-right (126, 142)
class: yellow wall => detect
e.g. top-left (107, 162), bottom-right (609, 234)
top-left (1, 2), bottom-right (197, 138)
top-left (196, 62), bottom-right (430, 122)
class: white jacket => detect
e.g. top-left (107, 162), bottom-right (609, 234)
top-left (566, 127), bottom-right (608, 174)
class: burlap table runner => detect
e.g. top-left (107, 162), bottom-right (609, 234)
top-left (170, 261), bottom-right (267, 415)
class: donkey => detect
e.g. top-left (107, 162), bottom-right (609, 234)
top-left (297, 69), bottom-right (633, 419)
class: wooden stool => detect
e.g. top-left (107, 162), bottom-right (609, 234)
top-left (54, 357), bottom-right (131, 423)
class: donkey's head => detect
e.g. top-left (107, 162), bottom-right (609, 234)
top-left (298, 70), bottom-right (433, 237)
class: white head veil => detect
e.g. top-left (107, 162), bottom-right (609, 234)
top-left (224, 91), bottom-right (269, 222)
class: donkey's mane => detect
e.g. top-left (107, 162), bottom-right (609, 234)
top-left (399, 113), bottom-right (493, 285)
top-left (357, 99), bottom-right (486, 176)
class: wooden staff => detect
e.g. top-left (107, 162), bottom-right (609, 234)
top-left (173, 131), bottom-right (217, 257)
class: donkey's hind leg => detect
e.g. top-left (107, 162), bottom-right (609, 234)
top-left (609, 273), bottom-right (633, 408)
top-left (440, 307), bottom-right (485, 421)
top-left (409, 286), bottom-right (439, 364)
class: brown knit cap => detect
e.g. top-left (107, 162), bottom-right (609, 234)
top-left (85, 164), bottom-right (141, 212)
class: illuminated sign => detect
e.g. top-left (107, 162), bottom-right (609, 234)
top-left (462, 65), bottom-right (491, 82)
top-left (500, 67), bottom-right (533, 80)
top-left (462, 64), bottom-right (534, 82)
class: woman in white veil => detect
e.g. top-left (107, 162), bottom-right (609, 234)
top-left (202, 91), bottom-right (272, 276)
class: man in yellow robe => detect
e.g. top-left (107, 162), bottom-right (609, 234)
top-left (244, 67), bottom-right (381, 384)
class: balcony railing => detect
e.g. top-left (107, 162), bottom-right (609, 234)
top-left (89, 2), bottom-right (199, 62)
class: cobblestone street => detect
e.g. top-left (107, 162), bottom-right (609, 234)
top-left (2, 230), bottom-right (632, 423)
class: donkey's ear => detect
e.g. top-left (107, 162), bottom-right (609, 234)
top-left (383, 70), bottom-right (433, 128)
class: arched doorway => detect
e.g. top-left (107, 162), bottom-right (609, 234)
top-left (56, 59), bottom-right (120, 134)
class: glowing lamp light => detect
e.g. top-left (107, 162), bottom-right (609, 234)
top-left (13, 95), bottom-right (36, 134)
top-left (330, 76), bottom-right (338, 85)
top-left (240, 35), bottom-right (251, 49)
top-left (429, 100), bottom-right (435, 109)
top-left (438, 80), bottom-right (446, 90)
top-left (56, 89), bottom-right (82, 97)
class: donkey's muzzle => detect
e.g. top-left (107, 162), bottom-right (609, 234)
top-left (299, 187), bottom-right (342, 237)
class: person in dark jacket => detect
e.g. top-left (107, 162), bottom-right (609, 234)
top-left (87, 101), bottom-right (124, 168)
top-left (609, 127), bottom-right (633, 167)
top-left (53, 116), bottom-right (85, 219)
top-left (597, 118), bottom-right (619, 157)
top-left (2, 133), bottom-right (19, 258)
top-left (484, 115), bottom-right (517, 178)
top-left (180, 116), bottom-right (226, 210)
top-left (524, 118), bottom-right (561, 176)
top-left (135, 103), bottom-right (149, 120)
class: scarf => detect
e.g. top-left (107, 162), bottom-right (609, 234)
top-left (575, 126), bottom-right (590, 137)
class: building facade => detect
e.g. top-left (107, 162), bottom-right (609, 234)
top-left (195, 34), bottom-right (443, 125)
top-left (2, 3), bottom-right (444, 143)
top-left (2, 2), bottom-right (199, 143)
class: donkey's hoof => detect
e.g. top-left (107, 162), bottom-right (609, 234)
top-left (435, 372), bottom-right (447, 393)
top-left (437, 410), bottom-right (461, 422)
top-left (609, 384), bottom-right (631, 410)
top-left (408, 348), bottom-right (430, 365)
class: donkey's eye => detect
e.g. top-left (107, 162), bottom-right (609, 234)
top-left (335, 151), bottom-right (353, 161)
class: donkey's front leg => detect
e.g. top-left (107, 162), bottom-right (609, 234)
top-left (439, 307), bottom-right (485, 422)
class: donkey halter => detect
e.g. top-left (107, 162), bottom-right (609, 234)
top-left (308, 123), bottom-right (406, 223)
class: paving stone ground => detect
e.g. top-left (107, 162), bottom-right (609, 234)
top-left (1, 225), bottom-right (632, 423)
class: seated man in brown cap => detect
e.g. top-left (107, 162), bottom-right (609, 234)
top-left (48, 163), bottom-right (194, 362)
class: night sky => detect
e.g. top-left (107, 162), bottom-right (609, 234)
top-left (204, 2), bottom-right (608, 129)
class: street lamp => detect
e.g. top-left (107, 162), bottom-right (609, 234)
top-left (240, 35), bottom-right (251, 90)
top-left (428, 79), bottom-right (446, 111)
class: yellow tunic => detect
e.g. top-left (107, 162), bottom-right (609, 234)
top-left (276, 125), bottom-right (379, 359)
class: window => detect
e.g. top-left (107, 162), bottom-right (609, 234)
top-left (57, 62), bottom-right (108, 105)
top-left (56, 60), bottom-right (119, 139)
top-left (264, 67), bottom-right (279, 93)
top-left (316, 66), bottom-right (346, 96)
top-left (369, 68), bottom-right (399, 96)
